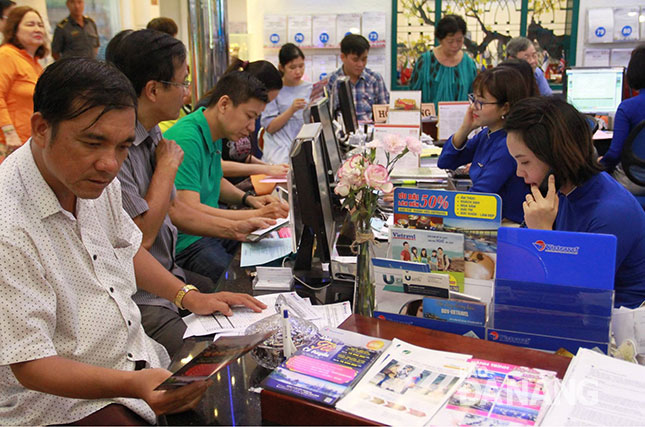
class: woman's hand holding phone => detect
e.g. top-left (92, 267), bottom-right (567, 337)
top-left (523, 174), bottom-right (559, 230)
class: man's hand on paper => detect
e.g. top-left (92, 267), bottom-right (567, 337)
top-left (135, 368), bottom-right (212, 415)
top-left (254, 199), bottom-right (289, 219)
top-left (233, 217), bottom-right (275, 241)
top-left (247, 194), bottom-right (279, 208)
top-left (264, 163), bottom-right (289, 177)
top-left (523, 175), bottom-right (559, 230)
top-left (182, 290), bottom-right (267, 316)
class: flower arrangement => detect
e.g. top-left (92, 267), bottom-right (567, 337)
top-left (335, 133), bottom-right (423, 233)
top-left (334, 133), bottom-right (422, 317)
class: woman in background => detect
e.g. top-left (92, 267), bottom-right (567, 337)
top-left (0, 0), bottom-right (15, 35)
top-left (599, 44), bottom-right (645, 195)
top-left (0, 6), bottom-right (46, 158)
top-left (437, 66), bottom-right (530, 223)
top-left (261, 43), bottom-right (312, 164)
top-left (409, 14), bottom-right (477, 107)
top-left (505, 96), bottom-right (645, 308)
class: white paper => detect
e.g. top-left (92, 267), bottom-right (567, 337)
top-left (312, 55), bottom-right (337, 82)
top-left (588, 8), bottom-right (614, 43)
top-left (361, 11), bottom-right (386, 48)
top-left (437, 102), bottom-right (470, 141)
top-left (611, 48), bottom-right (633, 68)
top-left (263, 15), bottom-right (287, 48)
top-left (336, 13), bottom-right (361, 39)
top-left (542, 348), bottom-right (645, 426)
top-left (310, 301), bottom-right (353, 329)
top-left (312, 15), bottom-right (337, 48)
top-left (368, 54), bottom-right (387, 84)
top-left (288, 15), bottom-right (312, 47)
top-left (253, 266), bottom-right (293, 291)
top-left (613, 7), bottom-right (640, 42)
top-left (240, 237), bottom-right (293, 267)
top-left (584, 48), bottom-right (610, 67)
top-left (336, 338), bottom-right (473, 426)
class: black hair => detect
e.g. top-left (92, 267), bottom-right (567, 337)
top-left (206, 70), bottom-right (268, 107)
top-left (146, 17), bottom-right (178, 37)
top-left (473, 66), bottom-right (530, 109)
top-left (498, 59), bottom-right (540, 98)
top-left (107, 29), bottom-right (186, 96)
top-left (33, 57), bottom-right (137, 140)
top-left (340, 33), bottom-right (370, 56)
top-left (402, 299), bottom-right (423, 317)
top-left (435, 14), bottom-right (467, 41)
top-left (504, 96), bottom-right (602, 187)
top-left (3, 6), bottom-right (48, 58)
top-left (225, 58), bottom-right (283, 91)
top-left (626, 44), bottom-right (645, 91)
top-left (278, 43), bottom-right (305, 67)
top-left (104, 29), bottom-right (133, 63)
top-left (0, 0), bottom-right (15, 16)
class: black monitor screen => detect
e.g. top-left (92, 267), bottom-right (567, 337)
top-left (336, 76), bottom-right (358, 134)
top-left (311, 97), bottom-right (343, 181)
top-left (290, 123), bottom-right (335, 271)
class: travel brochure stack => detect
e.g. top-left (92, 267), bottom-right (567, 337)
top-left (262, 330), bottom-right (561, 426)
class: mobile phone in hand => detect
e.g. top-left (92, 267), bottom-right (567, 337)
top-left (538, 170), bottom-right (560, 197)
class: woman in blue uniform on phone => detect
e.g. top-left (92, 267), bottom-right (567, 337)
top-left (437, 66), bottom-right (530, 223)
top-left (505, 96), bottom-right (645, 308)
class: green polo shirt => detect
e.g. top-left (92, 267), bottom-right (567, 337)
top-left (164, 107), bottom-right (223, 254)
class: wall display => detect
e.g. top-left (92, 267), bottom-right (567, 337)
top-left (288, 15), bottom-right (312, 47)
top-left (587, 8), bottom-right (614, 43)
top-left (312, 15), bottom-right (337, 48)
top-left (584, 48), bottom-right (610, 67)
top-left (336, 13), bottom-right (361, 40)
top-left (264, 15), bottom-right (287, 48)
top-left (303, 56), bottom-right (314, 82)
top-left (613, 7), bottom-right (640, 42)
top-left (368, 54), bottom-right (387, 82)
top-left (312, 55), bottom-right (337, 82)
top-left (361, 11), bottom-right (386, 48)
top-left (610, 48), bottom-right (633, 67)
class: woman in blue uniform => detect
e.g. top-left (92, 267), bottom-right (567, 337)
top-left (437, 66), bottom-right (530, 223)
top-left (505, 96), bottom-right (645, 308)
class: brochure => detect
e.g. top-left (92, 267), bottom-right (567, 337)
top-left (393, 188), bottom-right (501, 282)
top-left (335, 338), bottom-right (474, 426)
top-left (430, 359), bottom-right (559, 426)
top-left (157, 331), bottom-right (275, 389)
top-left (422, 296), bottom-right (486, 326)
top-left (372, 257), bottom-right (450, 298)
top-left (388, 228), bottom-right (465, 292)
top-left (261, 328), bottom-right (387, 406)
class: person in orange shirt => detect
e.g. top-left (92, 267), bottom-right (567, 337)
top-left (0, 6), bottom-right (46, 160)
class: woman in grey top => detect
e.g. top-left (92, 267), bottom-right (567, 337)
top-left (261, 43), bottom-right (312, 164)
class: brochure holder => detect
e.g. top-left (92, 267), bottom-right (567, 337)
top-left (490, 227), bottom-right (615, 354)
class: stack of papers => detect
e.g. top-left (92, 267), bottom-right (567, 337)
top-left (182, 292), bottom-right (352, 339)
top-left (542, 348), bottom-right (645, 426)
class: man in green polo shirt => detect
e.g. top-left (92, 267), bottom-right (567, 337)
top-left (164, 71), bottom-right (289, 282)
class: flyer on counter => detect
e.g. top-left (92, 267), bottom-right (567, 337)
top-left (393, 188), bottom-right (501, 281)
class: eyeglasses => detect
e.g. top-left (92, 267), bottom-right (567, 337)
top-left (159, 80), bottom-right (191, 90)
top-left (468, 93), bottom-right (500, 110)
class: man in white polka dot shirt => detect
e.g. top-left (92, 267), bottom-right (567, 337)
top-left (0, 58), bottom-right (267, 425)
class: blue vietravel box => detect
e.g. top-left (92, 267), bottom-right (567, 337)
top-left (492, 227), bottom-right (615, 352)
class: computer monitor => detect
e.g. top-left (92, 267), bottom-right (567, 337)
top-left (290, 123), bottom-right (335, 287)
top-left (310, 97), bottom-right (343, 183)
top-left (335, 76), bottom-right (358, 135)
top-left (564, 67), bottom-right (625, 115)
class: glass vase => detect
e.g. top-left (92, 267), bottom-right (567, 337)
top-left (353, 229), bottom-right (375, 317)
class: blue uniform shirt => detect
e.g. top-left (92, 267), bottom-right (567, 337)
top-left (601, 91), bottom-right (645, 171)
top-left (438, 128), bottom-right (529, 223)
top-left (555, 172), bottom-right (645, 308)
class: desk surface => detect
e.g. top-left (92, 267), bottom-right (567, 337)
top-left (261, 314), bottom-right (572, 426)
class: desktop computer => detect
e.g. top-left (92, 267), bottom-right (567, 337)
top-left (564, 67), bottom-right (625, 119)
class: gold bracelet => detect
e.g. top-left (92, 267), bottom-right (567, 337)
top-left (174, 284), bottom-right (198, 310)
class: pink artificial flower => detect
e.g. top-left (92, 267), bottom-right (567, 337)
top-left (335, 180), bottom-right (351, 197)
top-left (405, 136), bottom-right (423, 154)
top-left (364, 164), bottom-right (393, 193)
top-left (338, 154), bottom-right (365, 187)
top-left (380, 133), bottom-right (407, 155)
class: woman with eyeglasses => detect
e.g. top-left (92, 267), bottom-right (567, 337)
top-left (409, 14), bottom-right (477, 108)
top-left (437, 66), bottom-right (530, 223)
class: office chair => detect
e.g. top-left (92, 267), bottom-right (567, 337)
top-left (620, 119), bottom-right (645, 208)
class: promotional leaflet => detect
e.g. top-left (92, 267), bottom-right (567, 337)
top-left (261, 328), bottom-right (387, 406)
top-left (371, 257), bottom-right (450, 298)
top-left (263, 15), bottom-right (287, 48)
top-left (361, 11), bottom-right (386, 48)
top-left (157, 331), bottom-right (275, 389)
top-left (388, 228), bottom-right (465, 292)
top-left (336, 13), bottom-right (361, 38)
top-left (288, 15), bottom-right (312, 47)
top-left (336, 338), bottom-right (474, 426)
top-left (430, 359), bottom-right (559, 426)
top-left (393, 188), bottom-right (501, 282)
top-left (312, 15), bottom-right (337, 48)
top-left (422, 297), bottom-right (486, 326)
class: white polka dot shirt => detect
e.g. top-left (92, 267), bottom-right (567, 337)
top-left (0, 142), bottom-right (170, 425)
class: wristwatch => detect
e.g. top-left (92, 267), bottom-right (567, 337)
top-left (174, 284), bottom-right (198, 310)
top-left (241, 190), bottom-right (254, 207)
